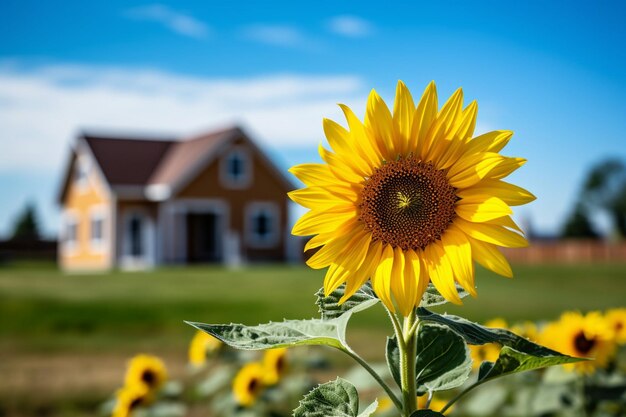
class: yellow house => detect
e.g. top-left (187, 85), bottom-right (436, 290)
top-left (57, 126), bottom-right (295, 271)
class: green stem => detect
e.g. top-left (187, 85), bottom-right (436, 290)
top-left (399, 311), bottom-right (418, 417)
top-left (440, 379), bottom-right (487, 414)
top-left (344, 348), bottom-right (403, 410)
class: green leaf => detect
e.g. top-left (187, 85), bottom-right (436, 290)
top-left (479, 346), bottom-right (586, 383)
top-left (419, 283), bottom-right (470, 308)
top-left (386, 323), bottom-right (472, 394)
top-left (410, 411), bottom-right (446, 417)
top-left (316, 282), bottom-right (379, 320)
top-left (293, 378), bottom-right (378, 417)
top-left (186, 317), bottom-right (352, 351)
top-left (385, 336), bottom-right (402, 388)
top-left (417, 308), bottom-right (561, 355)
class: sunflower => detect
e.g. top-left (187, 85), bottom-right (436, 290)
top-left (605, 308), bottom-right (626, 344)
top-left (289, 81), bottom-right (533, 316)
top-left (233, 362), bottom-right (265, 407)
top-left (541, 311), bottom-right (616, 373)
top-left (188, 330), bottom-right (222, 367)
top-left (112, 383), bottom-right (150, 417)
top-left (124, 354), bottom-right (167, 392)
top-left (262, 347), bottom-right (287, 385)
top-left (469, 318), bottom-right (507, 370)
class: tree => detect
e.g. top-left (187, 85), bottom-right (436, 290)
top-left (562, 203), bottom-right (598, 239)
top-left (581, 159), bottom-right (626, 238)
top-left (10, 203), bottom-right (41, 241)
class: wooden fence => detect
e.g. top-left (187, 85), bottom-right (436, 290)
top-left (501, 240), bottom-right (626, 264)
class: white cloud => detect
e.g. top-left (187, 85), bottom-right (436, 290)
top-left (124, 4), bottom-right (210, 39)
top-left (327, 15), bottom-right (374, 38)
top-left (240, 24), bottom-right (306, 47)
top-left (0, 62), bottom-right (367, 175)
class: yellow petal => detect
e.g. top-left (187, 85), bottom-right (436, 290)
top-left (323, 231), bottom-right (371, 295)
top-left (372, 244), bottom-right (395, 312)
top-left (292, 208), bottom-right (356, 236)
top-left (455, 217), bottom-right (529, 248)
top-left (289, 163), bottom-right (337, 186)
top-left (288, 186), bottom-right (356, 210)
top-left (424, 243), bottom-right (462, 304)
top-left (439, 88), bottom-right (464, 135)
top-left (392, 80), bottom-right (415, 155)
top-left (339, 240), bottom-right (383, 303)
top-left (457, 179), bottom-right (536, 206)
top-left (464, 130), bottom-right (513, 155)
top-left (409, 81), bottom-right (438, 153)
top-left (456, 196), bottom-right (512, 223)
top-left (456, 100), bottom-right (478, 142)
top-left (318, 144), bottom-right (364, 184)
top-left (468, 237), bottom-right (513, 278)
top-left (323, 118), bottom-right (371, 177)
top-left (441, 226), bottom-right (476, 296)
top-left (391, 247), bottom-right (414, 317)
top-left (487, 157), bottom-right (527, 180)
top-left (405, 249), bottom-right (428, 307)
top-left (447, 152), bottom-right (504, 189)
top-left (339, 103), bottom-right (382, 168)
top-left (306, 231), bottom-right (356, 269)
top-left (486, 215), bottom-right (525, 234)
top-left (366, 89), bottom-right (397, 160)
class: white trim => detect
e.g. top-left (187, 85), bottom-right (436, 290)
top-left (145, 184), bottom-right (172, 201)
top-left (76, 136), bottom-right (114, 200)
top-left (60, 209), bottom-right (80, 256)
top-left (219, 146), bottom-right (252, 189)
top-left (245, 201), bottom-right (280, 249)
top-left (74, 155), bottom-right (90, 193)
top-left (89, 205), bottom-right (107, 253)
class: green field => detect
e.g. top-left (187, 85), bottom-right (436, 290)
top-left (1, 262), bottom-right (626, 353)
top-left (1, 262), bottom-right (625, 416)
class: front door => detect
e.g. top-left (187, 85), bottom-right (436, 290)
top-left (187, 213), bottom-right (220, 262)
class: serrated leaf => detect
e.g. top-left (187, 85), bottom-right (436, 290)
top-left (187, 309), bottom-right (362, 351)
top-left (479, 346), bottom-right (586, 383)
top-left (316, 283), bottom-right (379, 320)
top-left (293, 378), bottom-right (377, 417)
top-left (386, 323), bottom-right (472, 394)
top-left (410, 411), bottom-right (446, 416)
top-left (419, 283), bottom-right (470, 307)
top-left (417, 308), bottom-right (560, 355)
top-left (416, 308), bottom-right (584, 383)
top-left (385, 336), bottom-right (402, 389)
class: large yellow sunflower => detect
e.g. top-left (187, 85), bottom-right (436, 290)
top-left (540, 311), bottom-right (616, 374)
top-left (289, 81), bottom-right (534, 315)
top-left (112, 383), bottom-right (150, 417)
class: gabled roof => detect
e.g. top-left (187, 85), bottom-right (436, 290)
top-left (82, 135), bottom-right (175, 186)
top-left (59, 126), bottom-right (294, 203)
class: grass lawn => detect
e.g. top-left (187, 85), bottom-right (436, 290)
top-left (0, 262), bottom-right (625, 416)
top-left (1, 262), bottom-right (626, 353)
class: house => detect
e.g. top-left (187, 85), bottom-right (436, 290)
top-left (57, 126), bottom-right (296, 271)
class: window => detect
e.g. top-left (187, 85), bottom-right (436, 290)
top-left (220, 148), bottom-right (252, 189)
top-left (75, 158), bottom-right (90, 190)
top-left (90, 213), bottom-right (106, 251)
top-left (62, 212), bottom-right (79, 254)
top-left (246, 203), bottom-right (279, 248)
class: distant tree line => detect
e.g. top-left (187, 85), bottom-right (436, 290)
top-left (563, 158), bottom-right (626, 239)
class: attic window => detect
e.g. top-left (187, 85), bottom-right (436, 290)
top-left (75, 158), bottom-right (90, 190)
top-left (220, 148), bottom-right (252, 189)
top-left (246, 202), bottom-right (279, 248)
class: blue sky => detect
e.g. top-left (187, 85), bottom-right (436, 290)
top-left (1, 0), bottom-right (625, 238)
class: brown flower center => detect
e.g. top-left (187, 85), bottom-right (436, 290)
top-left (359, 158), bottom-right (457, 251)
top-left (573, 331), bottom-right (596, 355)
top-left (247, 377), bottom-right (260, 394)
top-left (141, 370), bottom-right (156, 387)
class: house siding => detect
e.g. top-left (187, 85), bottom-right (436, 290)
top-left (59, 158), bottom-right (113, 271)
top-left (176, 138), bottom-right (289, 262)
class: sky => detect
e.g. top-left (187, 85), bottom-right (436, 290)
top-left (1, 0), bottom-right (625, 238)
